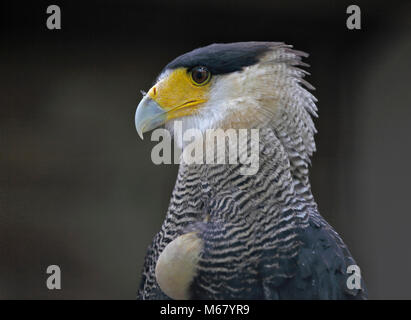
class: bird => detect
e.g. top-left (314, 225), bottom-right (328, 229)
top-left (134, 42), bottom-right (367, 300)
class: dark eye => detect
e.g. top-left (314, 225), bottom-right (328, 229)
top-left (191, 66), bottom-right (210, 85)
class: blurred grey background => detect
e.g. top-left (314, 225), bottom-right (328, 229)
top-left (1, 0), bottom-right (410, 299)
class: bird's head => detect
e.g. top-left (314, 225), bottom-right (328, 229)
top-left (135, 42), bottom-right (317, 157)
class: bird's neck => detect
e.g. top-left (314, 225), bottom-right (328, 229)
top-left (173, 126), bottom-right (317, 225)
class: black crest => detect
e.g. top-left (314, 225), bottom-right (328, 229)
top-left (164, 42), bottom-right (281, 75)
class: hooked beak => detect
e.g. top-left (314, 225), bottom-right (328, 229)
top-left (134, 96), bottom-right (167, 139)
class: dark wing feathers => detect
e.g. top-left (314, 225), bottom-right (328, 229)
top-left (272, 216), bottom-right (368, 299)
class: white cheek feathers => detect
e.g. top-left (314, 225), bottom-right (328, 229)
top-left (155, 232), bottom-right (203, 300)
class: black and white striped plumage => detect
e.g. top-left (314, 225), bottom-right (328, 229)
top-left (135, 42), bottom-right (367, 300)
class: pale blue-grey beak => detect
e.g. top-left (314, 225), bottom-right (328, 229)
top-left (135, 96), bottom-right (167, 139)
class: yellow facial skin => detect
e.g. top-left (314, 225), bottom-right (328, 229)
top-left (148, 68), bottom-right (211, 120)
